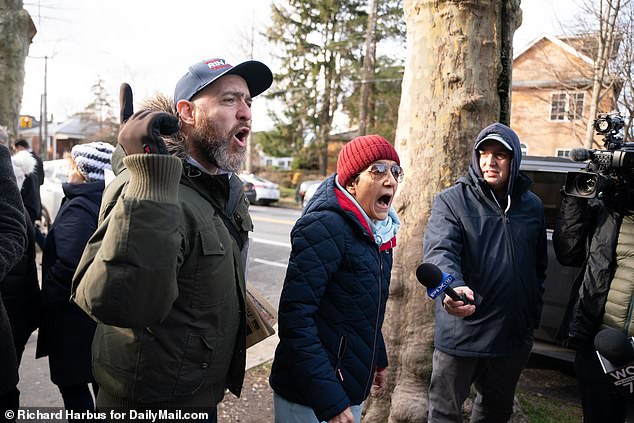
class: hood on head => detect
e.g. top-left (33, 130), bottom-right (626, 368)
top-left (470, 122), bottom-right (522, 196)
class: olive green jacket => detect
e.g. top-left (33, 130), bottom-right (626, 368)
top-left (72, 147), bottom-right (252, 405)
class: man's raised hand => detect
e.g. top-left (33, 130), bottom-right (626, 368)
top-left (117, 83), bottom-right (179, 155)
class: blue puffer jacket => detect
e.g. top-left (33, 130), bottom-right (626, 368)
top-left (424, 122), bottom-right (548, 357)
top-left (269, 174), bottom-right (394, 422)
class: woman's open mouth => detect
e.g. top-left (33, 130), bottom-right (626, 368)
top-left (377, 193), bottom-right (392, 207)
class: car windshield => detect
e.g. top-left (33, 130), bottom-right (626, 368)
top-left (44, 160), bottom-right (69, 184)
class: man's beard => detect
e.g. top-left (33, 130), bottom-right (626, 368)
top-left (189, 113), bottom-right (247, 173)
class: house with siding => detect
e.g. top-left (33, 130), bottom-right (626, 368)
top-left (511, 34), bottom-right (620, 157)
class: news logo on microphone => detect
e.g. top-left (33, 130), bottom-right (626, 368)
top-left (595, 328), bottom-right (634, 394)
top-left (426, 273), bottom-right (455, 299)
top-left (416, 263), bottom-right (475, 305)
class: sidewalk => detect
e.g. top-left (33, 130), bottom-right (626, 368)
top-left (246, 324), bottom-right (279, 370)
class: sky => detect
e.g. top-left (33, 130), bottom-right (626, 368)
top-left (19, 0), bottom-right (583, 132)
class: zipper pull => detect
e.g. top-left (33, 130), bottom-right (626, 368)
top-left (338, 368), bottom-right (344, 382)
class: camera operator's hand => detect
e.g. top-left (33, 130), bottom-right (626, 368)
top-left (560, 186), bottom-right (590, 209)
top-left (117, 83), bottom-right (179, 155)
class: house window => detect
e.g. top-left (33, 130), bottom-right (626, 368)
top-left (556, 149), bottom-right (571, 158)
top-left (550, 92), bottom-right (585, 121)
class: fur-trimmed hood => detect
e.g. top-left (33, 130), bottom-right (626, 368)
top-left (111, 93), bottom-right (187, 176)
top-left (11, 150), bottom-right (37, 189)
top-left (141, 93), bottom-right (188, 161)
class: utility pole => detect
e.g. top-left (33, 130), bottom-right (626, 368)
top-left (245, 4), bottom-right (256, 174)
top-left (43, 55), bottom-right (48, 160)
top-left (33, 54), bottom-right (52, 160)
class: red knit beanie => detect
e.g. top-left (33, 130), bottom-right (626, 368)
top-left (337, 135), bottom-right (400, 186)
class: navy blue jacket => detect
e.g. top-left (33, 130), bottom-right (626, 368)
top-left (270, 174), bottom-right (394, 421)
top-left (36, 180), bottom-right (102, 386)
top-left (424, 123), bottom-right (547, 357)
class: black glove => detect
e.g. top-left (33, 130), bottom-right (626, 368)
top-left (117, 83), bottom-right (179, 155)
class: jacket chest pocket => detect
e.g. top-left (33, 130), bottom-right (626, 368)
top-left (190, 225), bottom-right (237, 309)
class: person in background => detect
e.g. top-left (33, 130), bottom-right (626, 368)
top-left (0, 131), bottom-right (28, 423)
top-left (36, 141), bottom-right (114, 415)
top-left (71, 58), bottom-right (273, 422)
top-left (553, 186), bottom-right (634, 422)
top-left (423, 122), bottom-right (547, 422)
top-left (270, 134), bottom-right (402, 423)
top-left (0, 150), bottom-right (41, 365)
top-left (13, 139), bottom-right (45, 248)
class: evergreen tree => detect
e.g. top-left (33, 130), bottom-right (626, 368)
top-left (79, 78), bottom-right (118, 144)
top-left (265, 0), bottom-right (368, 173)
top-left (264, 0), bottom-right (405, 171)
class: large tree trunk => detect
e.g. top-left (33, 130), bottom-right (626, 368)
top-left (363, 1), bottom-right (521, 422)
top-left (0, 0), bottom-right (36, 143)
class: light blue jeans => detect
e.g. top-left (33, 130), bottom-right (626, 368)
top-left (274, 393), bottom-right (363, 423)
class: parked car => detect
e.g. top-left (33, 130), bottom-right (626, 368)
top-left (239, 173), bottom-right (280, 205)
top-left (295, 179), bottom-right (322, 204)
top-left (40, 159), bottom-right (69, 226)
top-left (302, 181), bottom-right (323, 209)
top-left (520, 155), bottom-right (586, 362)
top-left (242, 180), bottom-right (257, 204)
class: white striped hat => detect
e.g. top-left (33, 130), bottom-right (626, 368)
top-left (71, 141), bottom-right (115, 182)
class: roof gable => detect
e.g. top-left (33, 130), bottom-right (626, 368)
top-left (514, 34), bottom-right (594, 65)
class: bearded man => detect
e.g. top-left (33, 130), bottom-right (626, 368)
top-left (72, 58), bottom-right (273, 423)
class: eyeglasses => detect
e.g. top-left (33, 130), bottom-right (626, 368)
top-left (363, 162), bottom-right (404, 183)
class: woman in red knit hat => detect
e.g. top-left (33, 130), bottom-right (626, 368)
top-left (270, 134), bottom-right (403, 423)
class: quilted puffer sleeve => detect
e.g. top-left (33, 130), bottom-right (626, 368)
top-left (276, 211), bottom-right (350, 421)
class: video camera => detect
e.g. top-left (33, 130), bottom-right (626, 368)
top-left (564, 112), bottom-right (634, 199)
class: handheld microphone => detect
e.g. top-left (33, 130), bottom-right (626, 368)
top-left (416, 263), bottom-right (475, 305)
top-left (594, 328), bottom-right (634, 394)
top-left (569, 147), bottom-right (594, 162)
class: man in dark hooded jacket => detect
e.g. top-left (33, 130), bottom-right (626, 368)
top-left (423, 122), bottom-right (547, 422)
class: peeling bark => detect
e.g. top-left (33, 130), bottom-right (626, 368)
top-left (0, 0), bottom-right (36, 143)
top-left (362, 1), bottom-right (520, 421)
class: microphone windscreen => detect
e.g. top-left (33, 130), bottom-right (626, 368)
top-left (416, 263), bottom-right (443, 289)
top-left (569, 147), bottom-right (591, 162)
top-left (594, 328), bottom-right (634, 366)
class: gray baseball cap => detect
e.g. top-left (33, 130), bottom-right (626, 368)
top-left (475, 133), bottom-right (513, 152)
top-left (174, 58), bottom-right (273, 104)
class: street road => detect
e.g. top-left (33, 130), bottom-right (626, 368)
top-left (17, 204), bottom-right (301, 409)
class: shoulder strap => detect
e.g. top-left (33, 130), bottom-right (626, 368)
top-left (216, 208), bottom-right (245, 251)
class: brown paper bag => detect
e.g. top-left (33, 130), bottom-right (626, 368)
top-left (245, 283), bottom-right (277, 348)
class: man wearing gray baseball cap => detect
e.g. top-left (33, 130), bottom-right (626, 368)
top-left (72, 58), bottom-right (272, 422)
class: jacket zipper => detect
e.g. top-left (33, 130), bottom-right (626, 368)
top-left (489, 187), bottom-right (518, 346)
top-left (364, 247), bottom-right (383, 396)
top-left (625, 290), bottom-right (634, 335)
top-left (336, 335), bottom-right (348, 382)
